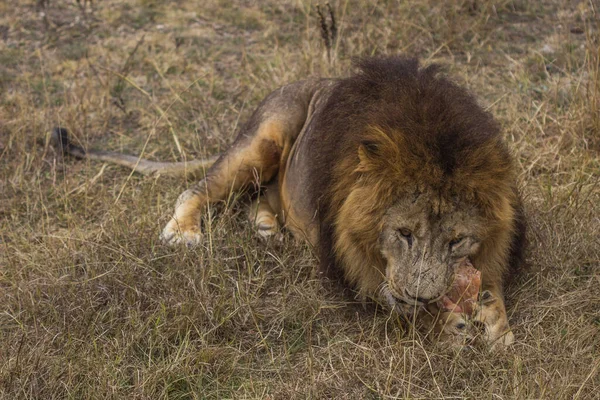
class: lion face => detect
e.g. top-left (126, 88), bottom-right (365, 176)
top-left (379, 192), bottom-right (484, 305)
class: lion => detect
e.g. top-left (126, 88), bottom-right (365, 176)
top-left (51, 57), bottom-right (526, 347)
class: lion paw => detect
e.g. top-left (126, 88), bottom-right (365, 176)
top-left (160, 219), bottom-right (203, 246)
top-left (472, 295), bottom-right (514, 349)
top-left (474, 319), bottom-right (514, 349)
top-left (248, 197), bottom-right (280, 239)
top-left (257, 221), bottom-right (279, 238)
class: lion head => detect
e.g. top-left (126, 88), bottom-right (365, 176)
top-left (379, 193), bottom-right (485, 304)
top-left (308, 57), bottom-right (521, 307)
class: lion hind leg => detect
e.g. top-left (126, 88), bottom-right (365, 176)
top-left (161, 81), bottom-right (323, 246)
top-left (161, 121), bottom-right (284, 245)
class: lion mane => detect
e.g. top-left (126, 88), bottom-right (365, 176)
top-left (306, 58), bottom-right (526, 296)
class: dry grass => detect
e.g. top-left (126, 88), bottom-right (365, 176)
top-left (1, 0), bottom-right (599, 398)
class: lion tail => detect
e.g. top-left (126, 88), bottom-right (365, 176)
top-left (50, 127), bottom-right (219, 178)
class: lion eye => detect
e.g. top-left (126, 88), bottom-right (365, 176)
top-left (398, 228), bottom-right (413, 247)
top-left (449, 237), bottom-right (464, 250)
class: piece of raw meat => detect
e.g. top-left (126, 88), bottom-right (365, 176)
top-left (438, 259), bottom-right (481, 315)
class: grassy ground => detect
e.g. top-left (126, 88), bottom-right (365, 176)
top-left (1, 0), bottom-right (599, 398)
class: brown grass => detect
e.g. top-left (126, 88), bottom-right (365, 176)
top-left (1, 0), bottom-right (599, 398)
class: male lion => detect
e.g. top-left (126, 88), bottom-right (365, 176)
top-left (52, 57), bottom-right (526, 346)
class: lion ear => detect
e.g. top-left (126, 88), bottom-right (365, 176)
top-left (357, 140), bottom-right (380, 171)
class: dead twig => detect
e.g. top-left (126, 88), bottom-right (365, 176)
top-left (316, 3), bottom-right (337, 64)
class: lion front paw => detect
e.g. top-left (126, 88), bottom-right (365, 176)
top-left (472, 293), bottom-right (514, 349)
top-left (160, 218), bottom-right (203, 246)
top-left (474, 317), bottom-right (515, 349)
